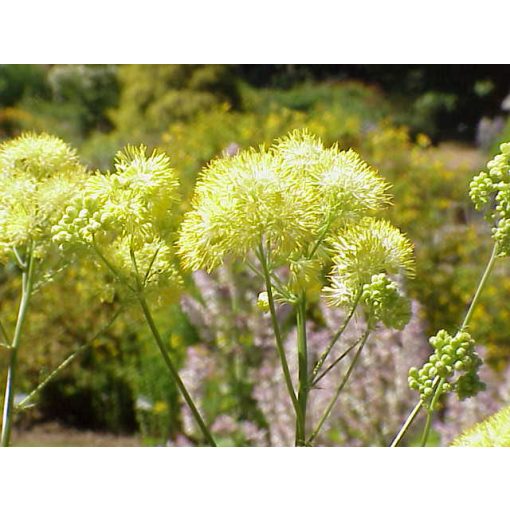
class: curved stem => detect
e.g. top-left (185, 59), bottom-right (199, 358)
top-left (308, 213), bottom-right (334, 259)
top-left (143, 246), bottom-right (160, 286)
top-left (295, 296), bottom-right (308, 446)
top-left (1, 245), bottom-right (35, 447)
top-left (12, 247), bottom-right (27, 271)
top-left (390, 401), bottom-right (423, 447)
top-left (308, 328), bottom-right (371, 444)
top-left (246, 260), bottom-right (293, 300)
top-left (257, 243), bottom-right (302, 434)
top-left (136, 294), bottom-right (216, 446)
top-left (92, 242), bottom-right (136, 293)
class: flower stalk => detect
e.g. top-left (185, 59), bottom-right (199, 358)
top-left (136, 292), bottom-right (217, 446)
top-left (295, 296), bottom-right (308, 446)
top-left (15, 308), bottom-right (122, 412)
top-left (391, 242), bottom-right (499, 447)
top-left (308, 327), bottom-right (371, 444)
top-left (1, 245), bottom-right (36, 447)
top-left (257, 242), bottom-right (302, 433)
top-left (129, 247), bottom-right (217, 446)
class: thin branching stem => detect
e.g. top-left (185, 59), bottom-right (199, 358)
top-left (390, 401), bottom-right (423, 447)
top-left (245, 259), bottom-right (291, 299)
top-left (92, 241), bottom-right (137, 293)
top-left (311, 292), bottom-right (361, 383)
top-left (257, 242), bottom-right (302, 433)
top-left (391, 242), bottom-right (500, 447)
top-left (308, 213), bottom-right (334, 260)
top-left (15, 308), bottom-right (123, 411)
top-left (312, 337), bottom-right (362, 387)
top-left (142, 247), bottom-right (160, 286)
top-left (295, 295), bottom-right (308, 446)
top-left (12, 247), bottom-right (27, 271)
top-left (128, 247), bottom-right (216, 446)
top-left (308, 327), bottom-right (371, 444)
top-left (420, 377), bottom-right (443, 447)
top-left (461, 242), bottom-right (499, 331)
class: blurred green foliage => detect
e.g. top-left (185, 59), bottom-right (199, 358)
top-left (0, 65), bottom-right (49, 107)
top-left (110, 64), bottom-right (241, 136)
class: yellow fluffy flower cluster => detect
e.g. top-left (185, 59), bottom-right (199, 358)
top-left (178, 130), bottom-right (390, 272)
top-left (0, 132), bottom-right (86, 261)
top-left (324, 218), bottom-right (414, 308)
top-left (179, 129), bottom-right (413, 320)
top-left (52, 145), bottom-right (182, 296)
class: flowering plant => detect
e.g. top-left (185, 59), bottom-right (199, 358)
top-left (179, 130), bottom-right (415, 445)
top-left (0, 133), bottom-right (86, 446)
top-left (1, 129), bottom-right (507, 447)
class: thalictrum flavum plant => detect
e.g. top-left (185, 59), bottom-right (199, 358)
top-left (0, 133), bottom-right (87, 446)
top-left (178, 130), bottom-right (415, 446)
top-left (52, 144), bottom-right (216, 446)
top-left (392, 142), bottom-right (510, 447)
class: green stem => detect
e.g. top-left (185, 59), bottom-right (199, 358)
top-left (246, 260), bottom-right (292, 300)
top-left (308, 328), bottom-right (371, 444)
top-left (312, 337), bottom-right (362, 387)
top-left (143, 247), bottom-right (160, 286)
top-left (295, 296), bottom-right (308, 446)
top-left (390, 401), bottom-right (423, 447)
top-left (127, 247), bottom-right (216, 446)
top-left (308, 213), bottom-right (334, 259)
top-left (257, 243), bottom-right (302, 433)
top-left (137, 293), bottom-right (216, 446)
top-left (12, 247), bottom-right (27, 271)
top-left (391, 242), bottom-right (500, 447)
top-left (420, 377), bottom-right (443, 447)
top-left (311, 292), bottom-right (361, 383)
top-left (16, 309), bottom-right (122, 411)
top-left (461, 242), bottom-right (499, 331)
top-left (92, 242), bottom-right (136, 293)
top-left (1, 245), bottom-right (35, 447)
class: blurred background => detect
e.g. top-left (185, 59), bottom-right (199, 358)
top-left (1, 64), bottom-right (510, 446)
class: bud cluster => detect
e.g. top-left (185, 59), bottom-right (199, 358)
top-left (408, 330), bottom-right (485, 409)
top-left (361, 273), bottom-right (411, 330)
top-left (470, 142), bottom-right (510, 255)
top-left (51, 145), bottom-right (182, 297)
top-left (51, 201), bottom-right (104, 248)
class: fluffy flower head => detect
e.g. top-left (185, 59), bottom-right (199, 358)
top-left (453, 405), bottom-right (510, 447)
top-left (324, 218), bottom-right (415, 307)
top-left (0, 132), bottom-right (85, 259)
top-left (52, 145), bottom-right (182, 296)
top-left (179, 130), bottom-right (392, 272)
top-left (275, 130), bottom-right (391, 227)
top-left (178, 146), bottom-right (319, 271)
